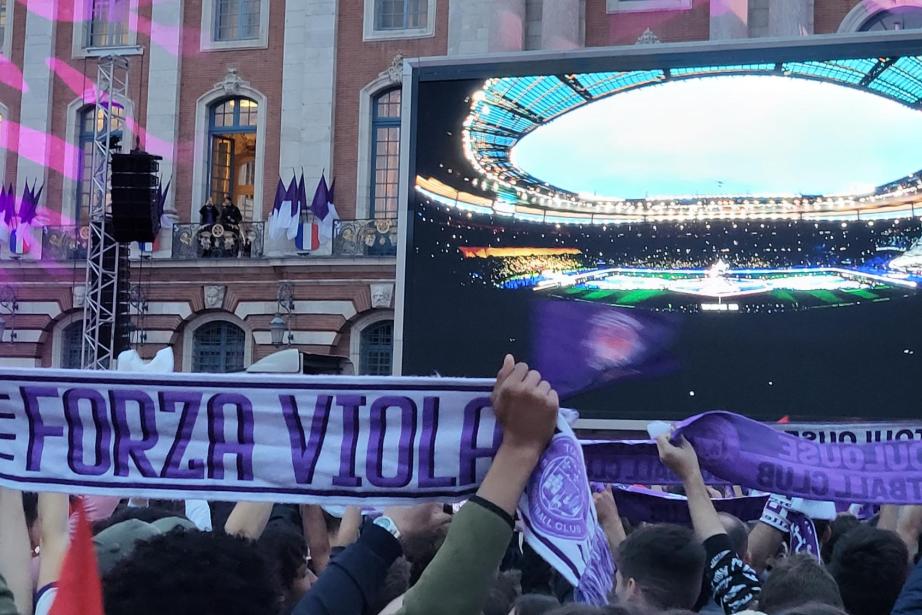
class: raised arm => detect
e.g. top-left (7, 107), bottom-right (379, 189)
top-left (0, 488), bottom-right (32, 615)
top-left (224, 502), bottom-right (273, 540)
top-left (398, 354), bottom-right (558, 615)
top-left (657, 434), bottom-right (760, 614)
top-left (594, 486), bottom-right (626, 556)
top-left (37, 493), bottom-right (69, 590)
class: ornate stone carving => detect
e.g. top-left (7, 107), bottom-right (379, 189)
top-left (217, 66), bottom-right (248, 95)
top-left (72, 285), bottom-right (86, 309)
top-left (203, 285), bottom-right (226, 309)
top-left (385, 53), bottom-right (406, 85)
top-left (636, 28), bottom-right (662, 45)
top-left (370, 283), bottom-right (394, 309)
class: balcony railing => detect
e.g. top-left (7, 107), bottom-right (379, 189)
top-left (42, 226), bottom-right (89, 261)
top-left (333, 218), bottom-right (398, 257)
top-left (171, 222), bottom-right (265, 260)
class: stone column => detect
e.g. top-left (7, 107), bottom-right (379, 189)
top-left (146, 0), bottom-right (183, 258)
top-left (449, 0), bottom-right (526, 55)
top-left (769, 0), bottom-right (813, 36)
top-left (709, 0), bottom-right (749, 40)
top-left (272, 0), bottom-right (337, 256)
top-left (540, 0), bottom-right (582, 50)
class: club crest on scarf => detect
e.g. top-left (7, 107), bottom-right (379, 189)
top-left (529, 435), bottom-right (591, 540)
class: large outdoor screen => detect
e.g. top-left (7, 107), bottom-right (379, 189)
top-left (399, 36), bottom-right (922, 422)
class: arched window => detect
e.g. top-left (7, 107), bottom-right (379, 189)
top-left (370, 89), bottom-right (402, 219)
top-left (208, 96), bottom-right (258, 220)
top-left (192, 321), bottom-right (245, 373)
top-left (76, 104), bottom-right (124, 225)
top-left (61, 321), bottom-right (84, 369)
top-left (860, 7), bottom-right (922, 30)
top-left (359, 320), bottom-right (393, 375)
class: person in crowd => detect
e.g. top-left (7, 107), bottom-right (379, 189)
top-left (199, 198), bottom-right (219, 227)
top-left (294, 353), bottom-right (558, 615)
top-left (655, 433), bottom-right (761, 614)
top-left (220, 194), bottom-right (243, 227)
top-left (510, 593), bottom-right (560, 615)
top-left (7, 359), bottom-right (922, 615)
top-left (827, 524), bottom-right (909, 615)
top-left (820, 515), bottom-right (859, 565)
top-left (613, 524), bottom-right (705, 611)
top-left (756, 554), bottom-right (843, 614)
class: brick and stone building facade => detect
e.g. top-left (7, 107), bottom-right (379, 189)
top-left (0, 0), bottom-right (917, 373)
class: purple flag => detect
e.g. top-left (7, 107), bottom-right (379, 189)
top-left (582, 411), bottom-right (922, 504)
top-left (298, 172), bottom-right (308, 217)
top-left (531, 300), bottom-right (678, 398)
top-left (284, 176), bottom-right (300, 241)
top-left (271, 178), bottom-right (285, 213)
top-left (311, 174), bottom-right (330, 221)
top-left (0, 184), bottom-right (11, 226)
top-left (286, 176), bottom-right (298, 217)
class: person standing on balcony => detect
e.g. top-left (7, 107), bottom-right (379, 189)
top-left (199, 198), bottom-right (219, 227)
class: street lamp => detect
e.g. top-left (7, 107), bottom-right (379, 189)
top-left (0, 286), bottom-right (18, 343)
top-left (271, 282), bottom-right (295, 348)
top-left (270, 313), bottom-right (286, 347)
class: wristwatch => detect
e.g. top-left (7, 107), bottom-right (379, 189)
top-left (373, 515), bottom-right (401, 539)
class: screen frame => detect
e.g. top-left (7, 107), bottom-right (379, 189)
top-left (393, 32), bottom-right (922, 419)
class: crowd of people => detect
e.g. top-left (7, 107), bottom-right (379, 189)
top-left (470, 254), bottom-right (589, 288)
top-left (1, 356), bottom-right (921, 615)
top-left (423, 202), bottom-right (922, 278)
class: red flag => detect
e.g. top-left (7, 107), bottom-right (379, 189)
top-left (50, 503), bottom-right (104, 615)
top-left (776, 415), bottom-right (790, 425)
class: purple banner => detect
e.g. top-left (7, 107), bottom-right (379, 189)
top-left (584, 412), bottom-right (922, 504)
top-left (595, 484), bottom-right (768, 525)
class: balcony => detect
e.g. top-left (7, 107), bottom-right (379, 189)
top-left (42, 226), bottom-right (88, 261)
top-left (333, 218), bottom-right (398, 257)
top-left (171, 222), bottom-right (265, 260)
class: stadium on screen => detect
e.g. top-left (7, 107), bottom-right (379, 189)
top-left (414, 57), bottom-right (922, 313)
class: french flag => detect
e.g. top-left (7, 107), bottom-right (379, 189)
top-left (9, 226), bottom-right (26, 255)
top-left (294, 219), bottom-right (319, 253)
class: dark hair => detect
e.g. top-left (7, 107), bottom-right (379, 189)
top-left (759, 553), bottom-right (843, 613)
top-left (513, 594), bottom-right (560, 615)
top-left (827, 525), bottom-right (909, 615)
top-left (256, 524), bottom-right (308, 599)
top-left (774, 603), bottom-right (848, 615)
top-left (369, 557), bottom-right (411, 615)
top-left (820, 515), bottom-right (859, 564)
top-left (483, 570), bottom-right (520, 615)
top-left (616, 524), bottom-right (705, 610)
top-left (93, 506), bottom-right (187, 535)
top-left (103, 529), bottom-right (280, 615)
top-left (718, 512), bottom-right (749, 557)
top-left (403, 523), bottom-right (449, 585)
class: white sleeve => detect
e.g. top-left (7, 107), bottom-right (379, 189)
top-left (184, 500), bottom-right (212, 532)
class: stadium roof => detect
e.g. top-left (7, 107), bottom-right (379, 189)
top-left (463, 57), bottom-right (922, 200)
